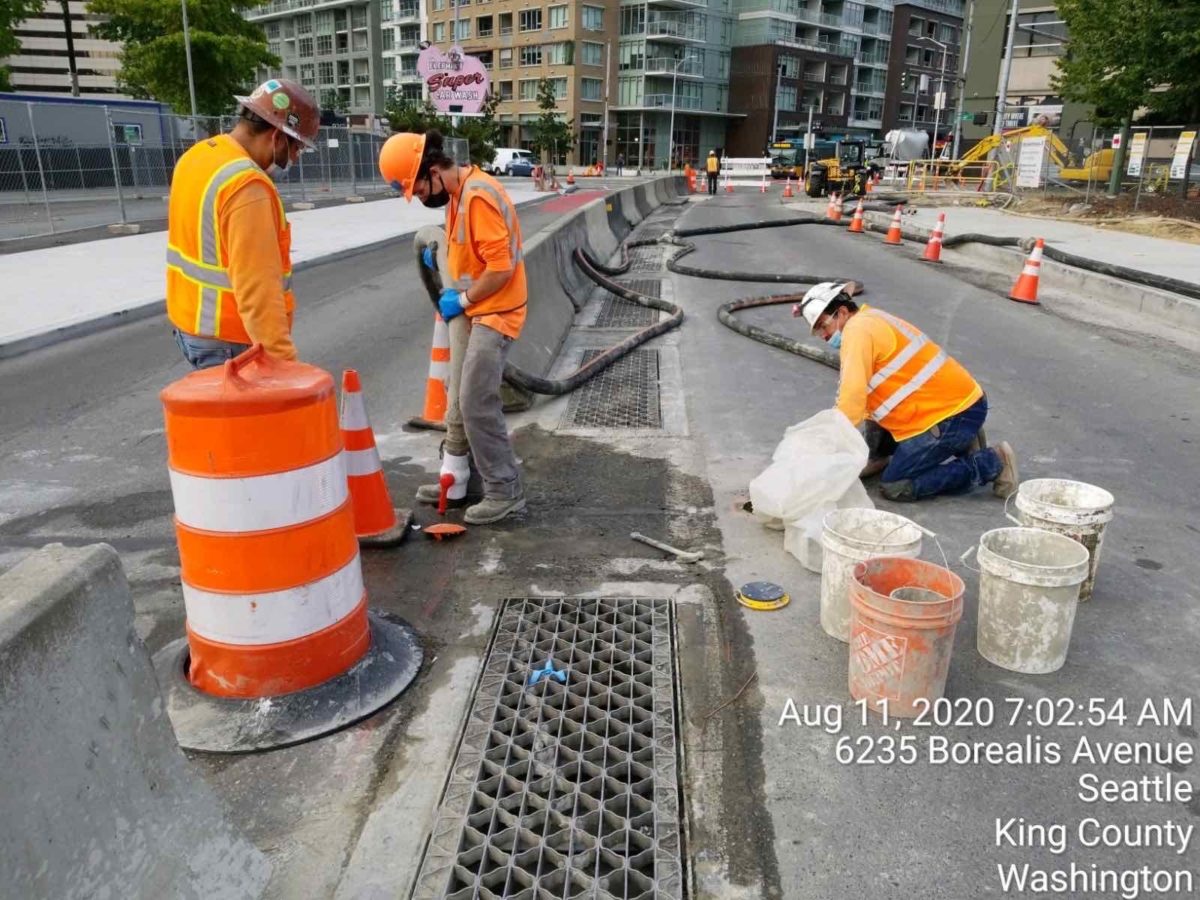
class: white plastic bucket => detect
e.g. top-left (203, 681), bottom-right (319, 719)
top-left (820, 509), bottom-right (922, 642)
top-left (976, 527), bottom-right (1090, 674)
top-left (1014, 478), bottom-right (1114, 602)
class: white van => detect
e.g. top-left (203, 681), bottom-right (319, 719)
top-left (488, 147), bottom-right (537, 176)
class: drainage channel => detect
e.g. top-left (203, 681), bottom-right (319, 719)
top-left (412, 597), bottom-right (685, 900)
top-left (562, 349), bottom-right (663, 430)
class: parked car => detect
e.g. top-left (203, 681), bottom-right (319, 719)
top-left (488, 148), bottom-right (537, 176)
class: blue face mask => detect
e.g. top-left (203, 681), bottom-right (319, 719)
top-left (828, 331), bottom-right (842, 350)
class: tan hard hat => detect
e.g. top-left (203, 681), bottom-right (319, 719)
top-left (234, 79), bottom-right (320, 148)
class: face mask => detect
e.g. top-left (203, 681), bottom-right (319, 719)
top-left (420, 171), bottom-right (450, 208)
top-left (265, 133), bottom-right (290, 178)
top-left (827, 331), bottom-right (843, 350)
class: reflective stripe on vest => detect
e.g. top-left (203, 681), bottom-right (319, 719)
top-left (166, 157), bottom-right (290, 337)
top-left (860, 309), bottom-right (949, 421)
top-left (453, 177), bottom-right (524, 271)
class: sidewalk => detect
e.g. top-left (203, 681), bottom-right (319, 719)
top-left (0, 187), bottom-right (543, 357)
top-left (870, 202), bottom-right (1200, 285)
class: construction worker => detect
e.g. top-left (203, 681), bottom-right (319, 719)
top-left (795, 282), bottom-right (1019, 501)
top-left (378, 130), bottom-right (527, 525)
top-left (706, 149), bottom-right (721, 195)
top-left (166, 79), bottom-right (319, 369)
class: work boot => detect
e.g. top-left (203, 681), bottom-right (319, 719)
top-left (880, 479), bottom-right (916, 502)
top-left (860, 456), bottom-right (891, 480)
top-left (992, 441), bottom-right (1019, 498)
top-left (464, 495), bottom-right (527, 525)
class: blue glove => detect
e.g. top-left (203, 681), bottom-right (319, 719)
top-left (421, 246), bottom-right (436, 271)
top-left (438, 288), bottom-right (469, 321)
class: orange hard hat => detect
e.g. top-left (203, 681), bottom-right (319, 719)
top-left (379, 132), bottom-right (426, 201)
top-left (234, 79), bottom-right (320, 148)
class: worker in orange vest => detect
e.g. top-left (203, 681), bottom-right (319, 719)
top-left (379, 130), bottom-right (527, 525)
top-left (796, 282), bottom-right (1019, 501)
top-left (166, 79), bottom-right (319, 369)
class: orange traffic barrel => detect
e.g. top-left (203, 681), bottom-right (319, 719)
top-left (155, 346), bottom-right (423, 752)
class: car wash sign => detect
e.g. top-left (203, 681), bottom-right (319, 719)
top-left (418, 45), bottom-right (489, 115)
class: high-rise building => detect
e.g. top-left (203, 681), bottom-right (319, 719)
top-left (380, 0), bottom-right (426, 103)
top-left (2, 0), bottom-right (124, 96)
top-left (726, 0), bottom-right (962, 155)
top-left (247, 0), bottom-right (386, 115)
top-left (882, 1), bottom-right (963, 140)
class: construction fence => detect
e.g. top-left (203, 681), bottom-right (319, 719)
top-left (888, 123), bottom-right (1199, 211)
top-left (0, 98), bottom-right (397, 242)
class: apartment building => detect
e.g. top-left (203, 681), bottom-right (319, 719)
top-left (247, 0), bottom-right (385, 115)
top-left (381, 0), bottom-right (426, 102)
top-left (2, 0), bottom-right (124, 96)
top-left (430, 0), bottom-right (615, 166)
top-left (881, 1), bottom-right (963, 139)
top-left (726, 0), bottom-right (962, 155)
top-left (959, 0), bottom-right (1089, 150)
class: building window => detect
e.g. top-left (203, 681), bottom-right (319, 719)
top-left (400, 24), bottom-right (419, 45)
top-left (382, 56), bottom-right (395, 79)
top-left (519, 78), bottom-right (539, 100)
top-left (778, 85), bottom-right (797, 112)
top-left (318, 61), bottom-right (334, 83)
top-left (300, 63), bottom-right (315, 86)
top-left (433, 0), bottom-right (444, 9)
top-left (268, 41), bottom-right (280, 58)
top-left (499, 12), bottom-right (513, 33)
top-left (1005, 11), bottom-right (1067, 57)
top-left (456, 19), bottom-right (470, 39)
top-left (433, 21), bottom-right (446, 41)
top-left (316, 33), bottom-right (333, 54)
top-left (618, 40), bottom-right (643, 71)
top-left (544, 41), bottom-right (571, 65)
top-left (379, 0), bottom-right (393, 20)
top-left (548, 76), bottom-right (567, 98)
top-left (580, 77), bottom-right (602, 100)
top-left (499, 47), bottom-right (513, 68)
top-left (581, 41), bottom-right (603, 66)
top-left (548, 4), bottom-right (568, 28)
top-left (581, 5), bottom-right (603, 30)
top-left (499, 80), bottom-right (513, 100)
top-left (519, 8), bottom-right (542, 31)
top-left (297, 15), bottom-right (313, 34)
top-left (298, 37), bottom-right (314, 57)
top-left (477, 14), bottom-right (493, 36)
top-left (619, 6), bottom-right (644, 35)
top-left (266, 22), bottom-right (280, 38)
top-left (520, 45), bottom-right (543, 65)
top-left (378, 29), bottom-right (391, 50)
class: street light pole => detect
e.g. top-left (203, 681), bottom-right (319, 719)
top-left (181, 0), bottom-right (199, 118)
top-left (917, 36), bottom-right (948, 159)
top-left (951, 0), bottom-right (974, 159)
top-left (994, 0), bottom-right (1020, 137)
top-left (770, 60), bottom-right (784, 146)
top-left (666, 52), bottom-right (693, 172)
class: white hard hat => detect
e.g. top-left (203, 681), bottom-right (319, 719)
top-left (796, 282), bottom-right (852, 333)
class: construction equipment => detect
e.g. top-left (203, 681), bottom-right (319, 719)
top-left (768, 138), bottom-right (870, 197)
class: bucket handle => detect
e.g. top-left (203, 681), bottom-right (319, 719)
top-left (1002, 488), bottom-right (1022, 527)
top-left (959, 545), bottom-right (981, 574)
top-left (879, 519), bottom-right (948, 573)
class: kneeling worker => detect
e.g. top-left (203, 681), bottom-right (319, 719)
top-left (167, 79), bottom-right (318, 368)
top-left (378, 130), bottom-right (527, 525)
top-left (796, 282), bottom-right (1018, 501)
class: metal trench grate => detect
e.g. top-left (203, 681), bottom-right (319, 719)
top-left (595, 281), bottom-right (661, 329)
top-left (412, 597), bottom-right (683, 900)
top-left (632, 223), bottom-right (672, 243)
top-left (562, 350), bottom-right (662, 430)
top-left (626, 247), bottom-right (664, 273)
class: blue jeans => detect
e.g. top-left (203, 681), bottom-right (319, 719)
top-left (174, 329), bottom-right (251, 370)
top-left (880, 396), bottom-right (1002, 501)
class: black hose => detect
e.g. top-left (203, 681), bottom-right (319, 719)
top-left (717, 295), bottom-right (840, 370)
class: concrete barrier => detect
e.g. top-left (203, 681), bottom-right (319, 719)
top-left (606, 192), bottom-right (632, 243)
top-left (654, 178), bottom-right (670, 204)
top-left (632, 184), bottom-right (654, 221)
top-left (0, 543), bottom-right (271, 900)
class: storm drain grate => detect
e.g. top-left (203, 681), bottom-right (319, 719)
top-left (627, 247), bottom-right (664, 273)
top-left (412, 597), bottom-right (683, 900)
top-left (595, 281), bottom-right (661, 329)
top-left (632, 223), bottom-right (672, 243)
top-left (562, 350), bottom-right (662, 429)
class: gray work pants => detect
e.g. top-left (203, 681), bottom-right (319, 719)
top-left (442, 318), bottom-right (523, 500)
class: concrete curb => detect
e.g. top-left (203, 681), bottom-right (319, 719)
top-left (862, 211), bottom-right (1200, 334)
top-left (0, 543), bottom-right (272, 899)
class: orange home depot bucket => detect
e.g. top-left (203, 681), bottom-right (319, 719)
top-left (849, 557), bottom-right (965, 718)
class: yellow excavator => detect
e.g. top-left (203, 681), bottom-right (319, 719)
top-left (952, 125), bottom-right (1113, 185)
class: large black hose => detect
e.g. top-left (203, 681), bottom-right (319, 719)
top-left (717, 295), bottom-right (840, 370)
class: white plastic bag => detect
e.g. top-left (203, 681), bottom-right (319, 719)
top-left (750, 409), bottom-right (870, 524)
top-left (783, 480), bottom-right (874, 573)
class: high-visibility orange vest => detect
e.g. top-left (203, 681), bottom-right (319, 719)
top-left (706, 155), bottom-right (719, 174)
top-left (446, 167), bottom-right (527, 329)
top-left (166, 134), bottom-right (294, 343)
top-left (860, 308), bottom-right (982, 440)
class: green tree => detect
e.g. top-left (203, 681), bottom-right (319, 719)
top-left (87, 0), bottom-right (278, 115)
top-left (1054, 0), bottom-right (1200, 124)
top-left (0, 0), bottom-right (48, 90)
top-left (528, 77), bottom-right (573, 163)
top-left (384, 87), bottom-right (503, 168)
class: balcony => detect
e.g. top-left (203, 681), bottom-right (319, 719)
top-left (646, 0), bottom-right (707, 8)
top-left (849, 113), bottom-right (882, 127)
top-left (646, 17), bottom-right (706, 42)
top-left (640, 93), bottom-right (703, 109)
top-left (861, 19), bottom-right (889, 36)
top-left (853, 81), bottom-right (885, 97)
top-left (858, 48), bottom-right (890, 65)
top-left (644, 56), bottom-right (704, 77)
top-left (395, 3), bottom-right (418, 19)
top-left (781, 37), bottom-right (856, 57)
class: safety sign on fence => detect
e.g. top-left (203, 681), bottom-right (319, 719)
top-left (1169, 131), bottom-right (1197, 180)
top-left (1015, 136), bottom-right (1047, 188)
top-left (1126, 132), bottom-right (1149, 177)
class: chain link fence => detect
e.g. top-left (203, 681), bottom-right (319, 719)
top-left (0, 99), bottom-right (398, 242)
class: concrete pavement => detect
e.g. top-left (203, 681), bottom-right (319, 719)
top-left (0, 186), bottom-right (543, 358)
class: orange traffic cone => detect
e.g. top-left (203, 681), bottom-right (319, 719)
top-left (865, 175), bottom-right (874, 194)
top-left (922, 212), bottom-right (946, 262)
top-left (759, 173), bottom-right (768, 194)
top-left (832, 193), bottom-right (844, 222)
top-left (567, 169), bottom-right (576, 185)
top-left (825, 193), bottom-right (838, 220)
top-left (407, 313), bottom-right (451, 430)
top-left (783, 177), bottom-right (794, 198)
top-left (725, 172), bottom-right (734, 193)
top-left (1009, 238), bottom-right (1044, 304)
top-left (341, 369), bottom-right (411, 547)
top-left (847, 198), bottom-right (865, 234)
top-left (882, 205), bottom-right (904, 245)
